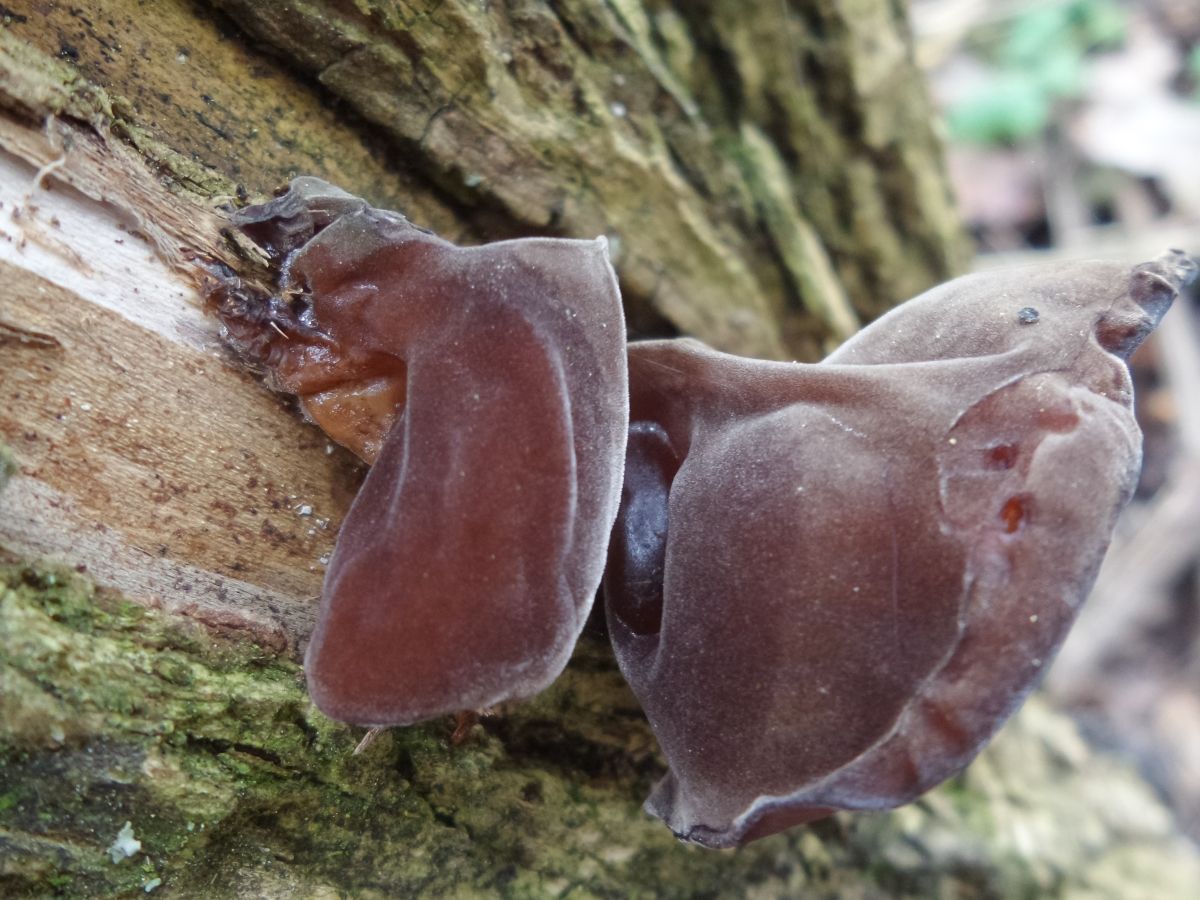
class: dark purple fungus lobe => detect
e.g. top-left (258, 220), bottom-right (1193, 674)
top-left (604, 251), bottom-right (1196, 848)
top-left (606, 421), bottom-right (678, 636)
top-left (210, 178), bottom-right (629, 726)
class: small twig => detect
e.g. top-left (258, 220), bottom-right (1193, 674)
top-left (353, 726), bottom-right (386, 755)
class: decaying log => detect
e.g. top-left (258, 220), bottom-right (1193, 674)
top-left (2, 3), bottom-right (1199, 896)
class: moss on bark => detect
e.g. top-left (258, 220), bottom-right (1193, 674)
top-left (3, 561), bottom-right (1199, 898)
top-left (4, 0), bottom-right (969, 360)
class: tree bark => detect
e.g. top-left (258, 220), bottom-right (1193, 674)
top-left (1, 2), bottom-right (1198, 897)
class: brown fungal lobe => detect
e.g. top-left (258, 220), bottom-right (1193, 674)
top-left (604, 250), bottom-right (1196, 847)
top-left (206, 180), bottom-right (1194, 849)
top-left (208, 178), bottom-right (630, 727)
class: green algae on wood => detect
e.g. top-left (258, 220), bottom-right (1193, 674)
top-left (0, 561), bottom-right (823, 897)
top-left (3, 560), bottom-right (1199, 898)
top-left (3, 0), bottom-right (968, 359)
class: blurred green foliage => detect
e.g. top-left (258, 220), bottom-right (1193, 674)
top-left (947, 0), bottom-right (1126, 144)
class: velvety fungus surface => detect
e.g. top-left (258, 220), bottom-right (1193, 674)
top-left (604, 251), bottom-right (1196, 847)
top-left (210, 178), bottom-right (629, 727)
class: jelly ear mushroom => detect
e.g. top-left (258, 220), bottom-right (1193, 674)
top-left (212, 178), bottom-right (629, 726)
top-left (605, 251), bottom-right (1195, 848)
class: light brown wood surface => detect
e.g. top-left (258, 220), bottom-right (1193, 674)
top-left (0, 117), bottom-right (357, 653)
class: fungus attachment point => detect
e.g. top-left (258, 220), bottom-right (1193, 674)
top-left (605, 251), bottom-right (1195, 847)
top-left (209, 179), bottom-right (629, 727)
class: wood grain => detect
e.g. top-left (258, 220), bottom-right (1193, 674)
top-left (0, 122), bottom-right (361, 654)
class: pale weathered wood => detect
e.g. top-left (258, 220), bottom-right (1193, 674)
top-left (0, 116), bottom-right (357, 652)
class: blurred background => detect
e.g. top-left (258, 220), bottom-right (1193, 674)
top-left (911, 0), bottom-right (1200, 842)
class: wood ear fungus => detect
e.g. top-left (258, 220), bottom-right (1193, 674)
top-left (604, 251), bottom-right (1195, 847)
top-left (209, 181), bottom-right (1190, 847)
top-left (210, 178), bottom-right (629, 726)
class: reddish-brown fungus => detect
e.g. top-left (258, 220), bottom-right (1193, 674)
top-left (605, 251), bottom-right (1196, 848)
top-left (211, 178), bottom-right (629, 726)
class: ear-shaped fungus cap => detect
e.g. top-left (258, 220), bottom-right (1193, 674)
top-left (218, 179), bottom-right (629, 726)
top-left (605, 251), bottom-right (1196, 847)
